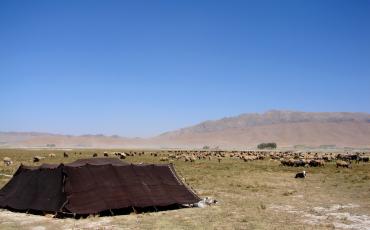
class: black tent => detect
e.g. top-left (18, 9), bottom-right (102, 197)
top-left (0, 158), bottom-right (200, 215)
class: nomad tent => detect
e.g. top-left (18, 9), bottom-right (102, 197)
top-left (0, 158), bottom-right (200, 216)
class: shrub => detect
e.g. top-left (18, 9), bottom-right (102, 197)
top-left (257, 142), bottom-right (277, 149)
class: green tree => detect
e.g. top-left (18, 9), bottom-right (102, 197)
top-left (257, 142), bottom-right (277, 149)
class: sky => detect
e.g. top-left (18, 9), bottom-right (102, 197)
top-left (0, 0), bottom-right (370, 137)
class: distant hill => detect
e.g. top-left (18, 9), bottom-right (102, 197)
top-left (1, 110), bottom-right (370, 149)
top-left (154, 110), bottom-right (370, 148)
top-left (0, 132), bottom-right (143, 148)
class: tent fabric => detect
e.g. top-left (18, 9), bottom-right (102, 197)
top-left (0, 165), bottom-right (66, 212)
top-left (0, 158), bottom-right (200, 215)
top-left (63, 164), bottom-right (200, 214)
top-left (64, 157), bottom-right (129, 167)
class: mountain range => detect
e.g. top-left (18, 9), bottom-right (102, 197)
top-left (1, 110), bottom-right (370, 149)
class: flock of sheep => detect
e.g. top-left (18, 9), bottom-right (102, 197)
top-left (2, 150), bottom-right (369, 169)
top-left (159, 150), bottom-right (369, 169)
top-left (273, 151), bottom-right (369, 168)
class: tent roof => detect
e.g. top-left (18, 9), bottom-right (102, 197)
top-left (65, 157), bottom-right (129, 167)
top-left (22, 158), bottom-right (129, 170)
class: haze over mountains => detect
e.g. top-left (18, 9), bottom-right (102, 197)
top-left (1, 110), bottom-right (370, 149)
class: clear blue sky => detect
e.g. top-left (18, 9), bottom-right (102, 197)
top-left (0, 0), bottom-right (369, 137)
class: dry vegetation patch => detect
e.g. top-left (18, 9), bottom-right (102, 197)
top-left (0, 149), bottom-right (369, 229)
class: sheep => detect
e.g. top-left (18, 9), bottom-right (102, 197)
top-left (280, 158), bottom-right (295, 167)
top-left (48, 153), bottom-right (56, 158)
top-left (104, 152), bottom-right (109, 157)
top-left (115, 152), bottom-right (126, 159)
top-left (293, 160), bottom-right (306, 167)
top-left (160, 157), bottom-right (169, 162)
top-left (190, 156), bottom-right (196, 162)
top-left (358, 156), bottom-right (369, 163)
top-left (63, 152), bottom-right (69, 158)
top-left (336, 160), bottom-right (351, 168)
top-left (309, 159), bottom-right (325, 167)
top-left (3, 157), bottom-right (13, 166)
top-left (185, 156), bottom-right (196, 162)
top-left (93, 153), bottom-right (98, 157)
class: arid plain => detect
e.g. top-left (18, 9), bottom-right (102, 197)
top-left (0, 148), bottom-right (369, 230)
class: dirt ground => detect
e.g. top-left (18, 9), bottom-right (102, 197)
top-left (0, 149), bottom-right (369, 230)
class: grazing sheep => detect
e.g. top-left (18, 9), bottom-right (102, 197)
top-left (358, 156), bottom-right (369, 163)
top-left (280, 159), bottom-right (292, 166)
top-left (160, 157), bottom-right (169, 162)
top-left (48, 153), bottom-right (56, 158)
top-left (115, 152), bottom-right (126, 159)
top-left (280, 158), bottom-right (296, 167)
top-left (190, 156), bottom-right (196, 162)
top-left (184, 156), bottom-right (196, 162)
top-left (64, 152), bottom-right (69, 158)
top-left (293, 160), bottom-right (306, 167)
top-left (336, 160), bottom-right (351, 168)
top-left (3, 157), bottom-right (13, 166)
top-left (93, 153), bottom-right (98, 157)
top-left (295, 171), bottom-right (306, 178)
top-left (309, 159), bottom-right (325, 167)
top-left (104, 153), bottom-right (109, 157)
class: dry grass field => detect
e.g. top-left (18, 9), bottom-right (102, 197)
top-left (0, 149), bottom-right (369, 230)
